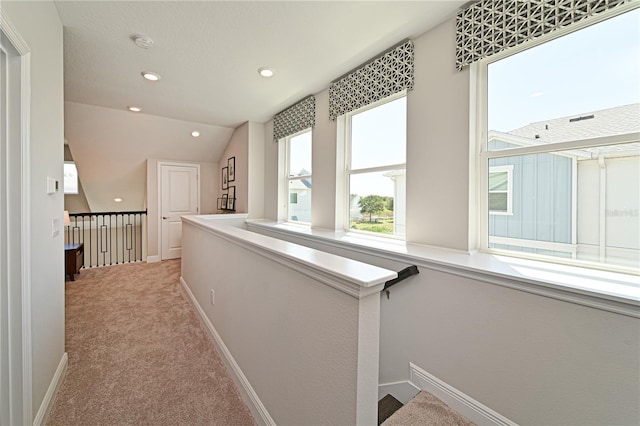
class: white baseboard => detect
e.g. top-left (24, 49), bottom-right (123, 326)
top-left (146, 255), bottom-right (161, 263)
top-left (378, 380), bottom-right (420, 404)
top-left (179, 276), bottom-right (275, 426)
top-left (33, 352), bottom-right (68, 426)
top-left (409, 362), bottom-right (517, 426)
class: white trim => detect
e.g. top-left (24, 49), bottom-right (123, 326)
top-left (32, 353), bottom-right (67, 426)
top-left (345, 92), bottom-right (407, 238)
top-left (348, 163), bottom-right (406, 176)
top-left (1, 10), bottom-right (33, 424)
top-left (474, 5), bottom-right (640, 276)
top-left (21, 48), bottom-right (33, 426)
top-left (482, 132), bottom-right (640, 160)
top-left (246, 220), bottom-right (640, 318)
top-left (146, 255), bottom-right (161, 263)
top-left (0, 11), bottom-right (30, 53)
top-left (284, 128), bottom-right (312, 225)
top-left (179, 276), bottom-right (276, 426)
top-left (409, 362), bottom-right (517, 426)
top-left (489, 236), bottom-right (577, 256)
top-left (184, 217), bottom-right (392, 299)
top-left (378, 380), bottom-right (420, 405)
top-left (488, 165), bottom-right (513, 215)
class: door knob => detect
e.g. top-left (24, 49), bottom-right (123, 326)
top-left (162, 216), bottom-right (169, 219)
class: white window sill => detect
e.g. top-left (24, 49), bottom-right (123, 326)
top-left (245, 219), bottom-right (640, 318)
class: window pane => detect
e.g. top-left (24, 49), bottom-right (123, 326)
top-left (488, 193), bottom-right (508, 212)
top-left (488, 143), bottom-right (640, 269)
top-left (288, 178), bottom-right (311, 223)
top-left (349, 170), bottom-right (405, 236)
top-left (351, 96), bottom-right (406, 169)
top-left (489, 172), bottom-right (508, 191)
top-left (64, 162), bottom-right (78, 194)
top-left (487, 9), bottom-right (639, 150)
top-left (289, 131), bottom-right (312, 177)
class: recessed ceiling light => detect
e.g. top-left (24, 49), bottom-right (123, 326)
top-left (191, 131), bottom-right (200, 138)
top-left (141, 71), bottom-right (161, 81)
top-left (132, 34), bottom-right (154, 49)
top-left (258, 67), bottom-right (274, 78)
top-left (114, 198), bottom-right (123, 202)
top-left (127, 105), bottom-right (142, 112)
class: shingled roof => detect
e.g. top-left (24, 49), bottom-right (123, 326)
top-left (506, 103), bottom-right (639, 143)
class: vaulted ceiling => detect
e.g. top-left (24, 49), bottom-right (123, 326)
top-left (55, 1), bottom-right (465, 212)
top-left (56, 1), bottom-right (465, 127)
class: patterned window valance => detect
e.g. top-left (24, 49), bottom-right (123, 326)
top-left (456, 0), bottom-right (629, 71)
top-left (329, 40), bottom-right (414, 121)
top-left (273, 96), bottom-right (316, 142)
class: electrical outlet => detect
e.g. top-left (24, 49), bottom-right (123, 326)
top-left (210, 289), bottom-right (215, 305)
top-left (52, 217), bottom-right (60, 237)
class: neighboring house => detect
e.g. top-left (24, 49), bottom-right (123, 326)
top-left (288, 170), bottom-right (312, 223)
top-left (488, 103), bottom-right (640, 268)
top-left (383, 170), bottom-right (406, 235)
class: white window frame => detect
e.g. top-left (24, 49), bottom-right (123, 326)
top-left (488, 165), bottom-right (513, 215)
top-left (64, 161), bottom-right (79, 195)
top-left (474, 2), bottom-right (640, 274)
top-left (344, 91), bottom-right (407, 239)
top-left (283, 128), bottom-right (312, 225)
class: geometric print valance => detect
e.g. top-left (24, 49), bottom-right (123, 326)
top-left (456, 0), bottom-right (630, 71)
top-left (329, 40), bottom-right (414, 121)
top-left (273, 96), bottom-right (316, 142)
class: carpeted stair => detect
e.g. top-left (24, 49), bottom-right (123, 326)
top-left (378, 394), bottom-right (404, 425)
top-left (379, 391), bottom-right (476, 426)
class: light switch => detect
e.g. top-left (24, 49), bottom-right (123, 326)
top-left (46, 177), bottom-right (58, 194)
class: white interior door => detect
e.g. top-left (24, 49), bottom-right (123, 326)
top-left (160, 164), bottom-right (199, 260)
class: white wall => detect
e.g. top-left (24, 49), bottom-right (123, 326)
top-left (2, 0), bottom-right (66, 421)
top-left (311, 90), bottom-right (340, 230)
top-left (218, 123), bottom-right (249, 213)
top-left (406, 19), bottom-right (471, 251)
top-left (65, 101), bottom-right (234, 212)
top-left (145, 158), bottom-right (218, 259)
top-left (257, 17), bottom-right (640, 425)
top-left (263, 120), bottom-right (279, 220)
top-left (247, 121), bottom-right (265, 219)
top-left (181, 218), bottom-right (388, 425)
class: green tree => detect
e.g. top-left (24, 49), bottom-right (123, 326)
top-left (384, 196), bottom-right (394, 211)
top-left (358, 195), bottom-right (385, 222)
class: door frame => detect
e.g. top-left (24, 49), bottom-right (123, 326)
top-left (1, 10), bottom-right (32, 424)
top-left (156, 161), bottom-right (200, 261)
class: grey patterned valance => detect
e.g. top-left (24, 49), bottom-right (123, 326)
top-left (456, 0), bottom-right (629, 71)
top-left (273, 96), bottom-right (316, 142)
top-left (329, 40), bottom-right (414, 121)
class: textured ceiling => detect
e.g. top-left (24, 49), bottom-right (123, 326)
top-left (55, 1), bottom-right (465, 128)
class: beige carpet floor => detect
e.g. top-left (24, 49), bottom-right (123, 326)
top-left (382, 391), bottom-right (476, 426)
top-left (47, 260), bottom-right (255, 426)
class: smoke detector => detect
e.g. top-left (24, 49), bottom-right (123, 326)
top-left (132, 34), bottom-right (154, 49)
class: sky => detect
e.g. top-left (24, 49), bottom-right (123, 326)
top-left (488, 8), bottom-right (640, 132)
top-left (289, 7), bottom-right (640, 201)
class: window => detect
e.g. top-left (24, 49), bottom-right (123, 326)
top-left (479, 7), bottom-right (640, 272)
top-left (488, 165), bottom-right (513, 215)
top-left (64, 161), bottom-right (79, 194)
top-left (285, 129), bottom-right (312, 223)
top-left (346, 94), bottom-right (406, 237)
